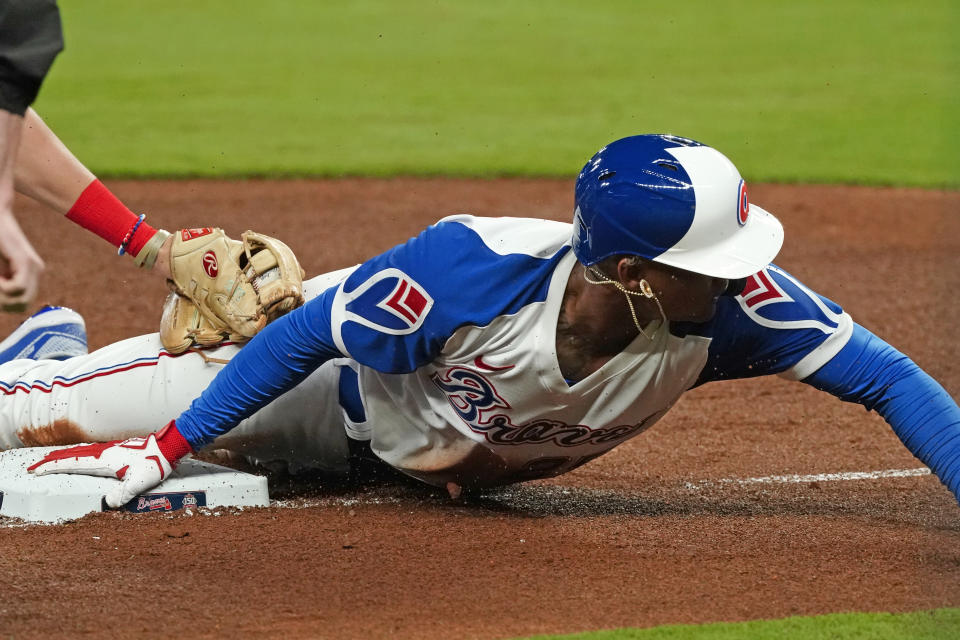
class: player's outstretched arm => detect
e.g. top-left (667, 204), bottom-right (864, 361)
top-left (174, 289), bottom-right (343, 448)
top-left (13, 110), bottom-right (303, 346)
top-left (23, 222), bottom-right (460, 504)
top-left (803, 324), bottom-right (960, 503)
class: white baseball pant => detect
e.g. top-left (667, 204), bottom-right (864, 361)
top-left (0, 267), bottom-right (359, 474)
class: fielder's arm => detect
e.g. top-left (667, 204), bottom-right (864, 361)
top-left (13, 108), bottom-right (173, 276)
top-left (14, 108), bottom-right (95, 214)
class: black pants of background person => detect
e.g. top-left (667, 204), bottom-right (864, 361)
top-left (0, 0), bottom-right (63, 115)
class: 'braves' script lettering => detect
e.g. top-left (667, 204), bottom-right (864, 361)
top-left (472, 415), bottom-right (651, 447)
top-left (136, 496), bottom-right (173, 511)
top-left (431, 366), bottom-right (656, 448)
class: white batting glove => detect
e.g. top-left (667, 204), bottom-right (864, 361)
top-left (28, 421), bottom-right (194, 508)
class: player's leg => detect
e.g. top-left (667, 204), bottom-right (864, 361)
top-left (0, 333), bottom-right (354, 474)
top-left (0, 266), bottom-right (359, 465)
top-left (0, 309), bottom-right (355, 476)
top-left (0, 331), bottom-right (240, 450)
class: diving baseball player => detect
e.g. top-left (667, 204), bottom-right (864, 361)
top-left (3, 135), bottom-right (958, 507)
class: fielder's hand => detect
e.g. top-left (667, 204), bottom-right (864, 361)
top-left (27, 421), bottom-right (193, 508)
top-left (0, 213), bottom-right (45, 313)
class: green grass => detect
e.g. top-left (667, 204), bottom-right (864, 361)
top-left (35, 1), bottom-right (959, 185)
top-left (515, 609), bottom-right (960, 640)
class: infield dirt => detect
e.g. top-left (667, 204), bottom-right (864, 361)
top-left (1, 180), bottom-right (958, 639)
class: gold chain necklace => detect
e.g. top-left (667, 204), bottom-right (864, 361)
top-left (582, 266), bottom-right (667, 341)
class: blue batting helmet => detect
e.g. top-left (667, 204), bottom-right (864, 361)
top-left (572, 134), bottom-right (784, 279)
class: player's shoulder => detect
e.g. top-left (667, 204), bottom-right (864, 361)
top-left (674, 264), bottom-right (846, 339)
top-left (346, 213), bottom-right (572, 313)
top-left (731, 264), bottom-right (846, 333)
top-left (346, 214), bottom-right (571, 293)
top-left (431, 214), bottom-right (572, 258)
top-left (328, 215), bottom-right (572, 372)
top-left (679, 264), bottom-right (854, 383)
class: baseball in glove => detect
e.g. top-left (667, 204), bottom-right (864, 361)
top-left (159, 228), bottom-right (305, 354)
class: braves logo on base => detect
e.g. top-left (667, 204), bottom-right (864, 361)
top-left (136, 495), bottom-right (173, 511)
top-left (119, 491), bottom-right (208, 513)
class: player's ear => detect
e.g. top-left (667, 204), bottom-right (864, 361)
top-left (616, 256), bottom-right (646, 290)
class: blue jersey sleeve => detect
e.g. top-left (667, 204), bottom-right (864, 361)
top-left (175, 289), bottom-right (342, 448)
top-left (687, 265), bottom-right (854, 385)
top-left (175, 215), bottom-right (569, 448)
top-left (803, 324), bottom-right (960, 502)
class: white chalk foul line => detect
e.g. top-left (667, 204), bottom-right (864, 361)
top-left (684, 467), bottom-right (931, 491)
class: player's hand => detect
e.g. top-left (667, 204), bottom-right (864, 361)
top-left (0, 214), bottom-right (45, 312)
top-left (27, 421), bottom-right (194, 508)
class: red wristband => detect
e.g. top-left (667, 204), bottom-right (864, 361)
top-left (66, 180), bottom-right (158, 257)
top-left (155, 420), bottom-right (194, 463)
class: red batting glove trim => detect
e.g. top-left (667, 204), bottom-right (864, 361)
top-left (155, 420), bottom-right (193, 465)
top-left (26, 440), bottom-right (121, 472)
top-left (66, 179), bottom-right (158, 256)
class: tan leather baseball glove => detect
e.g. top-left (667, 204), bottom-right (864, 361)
top-left (160, 228), bottom-right (305, 354)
